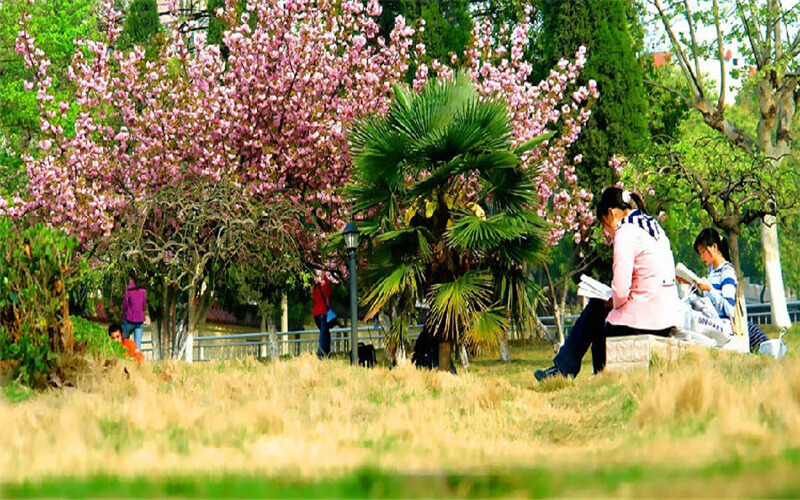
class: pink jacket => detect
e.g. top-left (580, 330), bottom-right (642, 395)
top-left (607, 223), bottom-right (679, 331)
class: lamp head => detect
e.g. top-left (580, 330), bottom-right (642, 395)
top-left (343, 221), bottom-right (360, 250)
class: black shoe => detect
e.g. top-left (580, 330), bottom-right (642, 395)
top-left (534, 365), bottom-right (561, 382)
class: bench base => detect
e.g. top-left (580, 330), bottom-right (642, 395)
top-left (605, 334), bottom-right (695, 371)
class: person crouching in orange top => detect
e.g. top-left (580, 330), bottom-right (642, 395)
top-left (108, 323), bottom-right (144, 362)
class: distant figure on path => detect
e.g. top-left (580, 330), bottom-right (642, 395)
top-left (109, 323), bottom-right (144, 362)
top-left (312, 275), bottom-right (333, 358)
top-left (123, 269), bottom-right (147, 349)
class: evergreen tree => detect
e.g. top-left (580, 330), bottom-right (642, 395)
top-left (118, 0), bottom-right (161, 55)
top-left (538, 0), bottom-right (649, 193)
top-left (377, 0), bottom-right (472, 69)
top-left (207, 0), bottom-right (225, 47)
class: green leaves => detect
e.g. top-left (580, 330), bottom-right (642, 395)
top-left (349, 73), bottom-right (550, 346)
top-left (0, 217), bottom-right (78, 388)
top-left (446, 213), bottom-right (528, 251)
top-left (363, 262), bottom-right (425, 320)
top-left (427, 271), bottom-right (494, 338)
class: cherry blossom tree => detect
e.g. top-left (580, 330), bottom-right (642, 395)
top-left (7, 0), bottom-right (415, 357)
top-left (8, 0), bottom-right (601, 358)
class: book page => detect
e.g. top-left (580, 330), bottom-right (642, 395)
top-left (675, 262), bottom-right (701, 284)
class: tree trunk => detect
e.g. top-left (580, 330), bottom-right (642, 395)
top-left (152, 318), bottom-right (163, 361)
top-left (281, 293), bottom-right (288, 332)
top-left (280, 293), bottom-right (289, 356)
top-left (543, 264), bottom-right (564, 349)
top-left (195, 283), bottom-right (212, 336)
top-left (498, 336), bottom-right (511, 362)
top-left (724, 228), bottom-right (748, 319)
top-left (437, 341), bottom-right (452, 372)
top-left (756, 74), bottom-right (792, 328)
top-left (459, 343), bottom-right (470, 369)
top-left (267, 312), bottom-right (279, 360)
top-left (187, 281), bottom-right (198, 335)
top-left (761, 218), bottom-right (791, 327)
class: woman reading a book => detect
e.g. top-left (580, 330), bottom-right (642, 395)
top-left (690, 228), bottom-right (768, 352)
top-left (535, 187), bottom-right (680, 381)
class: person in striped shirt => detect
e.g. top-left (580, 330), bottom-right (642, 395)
top-left (693, 228), bottom-right (768, 352)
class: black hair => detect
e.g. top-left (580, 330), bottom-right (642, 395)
top-left (694, 228), bottom-right (730, 261)
top-left (595, 187), bottom-right (646, 220)
top-left (108, 323), bottom-right (122, 336)
top-left (128, 268), bottom-right (137, 281)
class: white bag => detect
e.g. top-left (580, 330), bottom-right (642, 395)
top-left (672, 328), bottom-right (718, 347)
top-left (690, 310), bottom-right (732, 347)
top-left (759, 328), bottom-right (788, 359)
top-left (688, 294), bottom-right (719, 320)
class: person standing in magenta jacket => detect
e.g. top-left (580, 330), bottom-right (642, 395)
top-left (535, 187), bottom-right (679, 380)
top-left (312, 275), bottom-right (333, 358)
top-left (123, 269), bottom-right (147, 349)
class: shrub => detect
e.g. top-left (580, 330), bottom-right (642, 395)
top-left (72, 316), bottom-right (124, 359)
top-left (0, 217), bottom-right (77, 388)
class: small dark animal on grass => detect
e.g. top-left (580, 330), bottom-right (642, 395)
top-left (358, 342), bottom-right (377, 368)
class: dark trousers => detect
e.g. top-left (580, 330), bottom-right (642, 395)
top-left (553, 298), bottom-right (672, 376)
top-left (314, 314), bottom-right (330, 358)
top-left (747, 321), bottom-right (768, 352)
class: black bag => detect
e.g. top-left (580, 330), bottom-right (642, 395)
top-left (412, 328), bottom-right (456, 373)
top-left (358, 342), bottom-right (377, 368)
top-left (412, 327), bottom-right (438, 369)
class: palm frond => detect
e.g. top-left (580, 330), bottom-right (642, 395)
top-left (449, 97), bottom-right (513, 152)
top-left (406, 155), bottom-right (467, 200)
top-left (480, 163), bottom-right (537, 210)
top-left (445, 212), bottom-right (529, 251)
top-left (375, 226), bottom-right (434, 261)
top-left (349, 117), bottom-right (407, 187)
top-left (363, 262), bottom-right (425, 320)
top-left (427, 271), bottom-right (493, 341)
top-left (390, 73), bottom-right (476, 148)
top-left (464, 307), bottom-right (509, 348)
top-left (514, 131), bottom-right (555, 156)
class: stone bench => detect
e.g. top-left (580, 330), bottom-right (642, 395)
top-left (605, 334), bottom-right (697, 371)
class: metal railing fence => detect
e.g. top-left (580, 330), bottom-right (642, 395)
top-left (139, 301), bottom-right (798, 362)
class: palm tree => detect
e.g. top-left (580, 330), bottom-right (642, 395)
top-left (347, 73), bottom-right (551, 370)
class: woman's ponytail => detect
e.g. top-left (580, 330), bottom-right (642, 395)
top-left (628, 192), bottom-right (646, 213)
top-left (717, 236), bottom-right (731, 261)
top-left (596, 187), bottom-right (646, 219)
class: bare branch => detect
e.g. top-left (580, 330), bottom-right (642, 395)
top-left (772, 0), bottom-right (782, 62)
top-left (712, 0), bottom-right (726, 110)
top-left (683, 0), bottom-right (704, 87)
top-left (652, 0), bottom-right (704, 99)
top-left (736, 0), bottom-right (764, 67)
top-left (644, 78), bottom-right (693, 108)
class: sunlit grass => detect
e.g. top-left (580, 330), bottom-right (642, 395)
top-left (1, 326), bottom-right (798, 498)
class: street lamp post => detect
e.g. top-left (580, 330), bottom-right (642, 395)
top-left (343, 221), bottom-right (360, 366)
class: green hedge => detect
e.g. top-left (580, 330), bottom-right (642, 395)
top-left (0, 218), bottom-right (76, 387)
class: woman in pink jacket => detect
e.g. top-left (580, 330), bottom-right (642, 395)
top-left (535, 187), bottom-right (679, 380)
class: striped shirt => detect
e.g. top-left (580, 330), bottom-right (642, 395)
top-left (706, 261), bottom-right (737, 319)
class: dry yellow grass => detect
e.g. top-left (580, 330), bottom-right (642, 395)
top-left (1, 344), bottom-right (799, 495)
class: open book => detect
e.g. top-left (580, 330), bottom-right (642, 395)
top-left (577, 274), bottom-right (612, 301)
top-left (675, 262), bottom-right (702, 285)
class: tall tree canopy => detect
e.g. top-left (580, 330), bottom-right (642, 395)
top-left (538, 0), bottom-right (649, 193)
top-left (649, 0), bottom-right (800, 326)
top-left (117, 0), bottom-right (162, 56)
